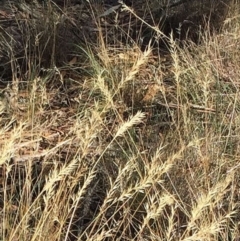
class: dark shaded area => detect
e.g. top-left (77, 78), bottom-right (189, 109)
top-left (162, 0), bottom-right (231, 37)
top-left (0, 0), bottom-right (233, 82)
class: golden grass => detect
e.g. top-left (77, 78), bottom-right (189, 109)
top-left (0, 1), bottom-right (240, 240)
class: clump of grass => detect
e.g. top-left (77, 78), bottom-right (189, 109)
top-left (0, 0), bottom-right (240, 241)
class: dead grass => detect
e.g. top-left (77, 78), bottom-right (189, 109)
top-left (0, 1), bottom-right (240, 240)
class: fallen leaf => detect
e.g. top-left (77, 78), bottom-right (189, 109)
top-left (69, 57), bottom-right (77, 66)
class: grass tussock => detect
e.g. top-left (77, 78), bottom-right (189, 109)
top-left (0, 0), bottom-right (240, 240)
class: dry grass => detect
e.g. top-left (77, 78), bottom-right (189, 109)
top-left (0, 1), bottom-right (240, 240)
